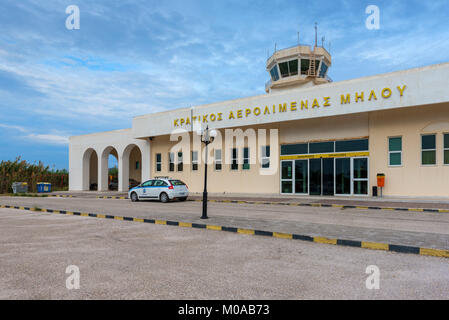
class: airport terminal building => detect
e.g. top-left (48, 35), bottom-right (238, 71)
top-left (69, 44), bottom-right (449, 198)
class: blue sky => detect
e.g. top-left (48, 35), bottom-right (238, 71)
top-left (1, 0), bottom-right (449, 169)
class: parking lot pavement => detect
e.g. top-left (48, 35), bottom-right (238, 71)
top-left (1, 196), bottom-right (449, 250)
top-left (0, 208), bottom-right (448, 300)
top-left (50, 191), bottom-right (449, 209)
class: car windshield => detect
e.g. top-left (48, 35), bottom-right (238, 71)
top-left (169, 180), bottom-right (185, 186)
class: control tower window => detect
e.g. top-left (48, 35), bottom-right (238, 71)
top-left (289, 59), bottom-right (298, 76)
top-left (270, 66), bottom-right (280, 81)
top-left (300, 59), bottom-right (309, 75)
top-left (319, 62), bottom-right (328, 78)
top-left (279, 59), bottom-right (298, 78)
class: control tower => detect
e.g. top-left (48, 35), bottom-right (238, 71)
top-left (265, 41), bottom-right (332, 93)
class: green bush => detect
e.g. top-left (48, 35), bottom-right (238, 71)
top-left (0, 157), bottom-right (68, 194)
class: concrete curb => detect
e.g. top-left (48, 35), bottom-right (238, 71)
top-left (197, 199), bottom-right (449, 213)
top-left (95, 196), bottom-right (449, 213)
top-left (97, 196), bottom-right (127, 200)
top-left (1, 204), bottom-right (448, 259)
top-left (49, 195), bottom-right (74, 198)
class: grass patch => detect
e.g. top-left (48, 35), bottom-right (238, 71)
top-left (12, 193), bottom-right (49, 198)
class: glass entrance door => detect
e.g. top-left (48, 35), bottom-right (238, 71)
top-left (295, 160), bottom-right (308, 194)
top-left (309, 159), bottom-right (322, 196)
top-left (322, 158), bottom-right (334, 196)
top-left (280, 157), bottom-right (368, 196)
top-left (281, 161), bottom-right (293, 194)
top-left (353, 158), bottom-right (368, 195)
top-left (335, 158), bottom-right (351, 195)
top-left (309, 158), bottom-right (334, 196)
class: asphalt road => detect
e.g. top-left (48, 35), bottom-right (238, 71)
top-left (1, 196), bottom-right (448, 249)
top-left (0, 207), bottom-right (448, 299)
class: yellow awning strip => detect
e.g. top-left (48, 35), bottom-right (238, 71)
top-left (280, 151), bottom-right (369, 160)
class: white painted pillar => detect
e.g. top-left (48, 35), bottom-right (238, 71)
top-left (141, 139), bottom-right (151, 182)
top-left (98, 152), bottom-right (109, 191)
top-left (118, 154), bottom-right (129, 192)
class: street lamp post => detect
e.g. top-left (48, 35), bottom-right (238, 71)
top-left (201, 126), bottom-right (214, 219)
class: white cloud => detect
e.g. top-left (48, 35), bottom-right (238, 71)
top-left (0, 123), bottom-right (27, 132)
top-left (0, 122), bottom-right (70, 145)
top-left (25, 133), bottom-right (69, 145)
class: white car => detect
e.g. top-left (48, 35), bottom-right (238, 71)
top-left (128, 177), bottom-right (189, 203)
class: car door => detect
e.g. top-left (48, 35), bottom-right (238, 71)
top-left (139, 180), bottom-right (154, 199)
top-left (153, 180), bottom-right (168, 199)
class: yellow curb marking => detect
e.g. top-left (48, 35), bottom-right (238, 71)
top-left (237, 228), bottom-right (255, 235)
top-left (66, 211), bottom-right (74, 215)
top-left (133, 218), bottom-right (144, 223)
top-left (273, 232), bottom-right (293, 239)
top-left (314, 237), bottom-right (337, 245)
top-left (408, 208), bottom-right (424, 212)
top-left (96, 214), bottom-right (106, 219)
top-left (362, 241), bottom-right (389, 251)
top-left (155, 220), bottom-right (167, 225)
top-left (419, 248), bottom-right (449, 258)
top-left (179, 222), bottom-right (192, 228)
top-left (206, 225), bottom-right (222, 231)
top-left (114, 216), bottom-right (124, 221)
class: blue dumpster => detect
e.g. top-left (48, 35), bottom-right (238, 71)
top-left (37, 182), bottom-right (51, 193)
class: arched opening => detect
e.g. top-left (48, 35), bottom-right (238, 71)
top-left (99, 146), bottom-right (118, 191)
top-left (121, 144), bottom-right (143, 192)
top-left (128, 145), bottom-right (142, 189)
top-left (108, 150), bottom-right (119, 190)
top-left (82, 148), bottom-right (98, 191)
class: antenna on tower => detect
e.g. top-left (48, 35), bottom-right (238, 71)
top-left (297, 31), bottom-right (300, 45)
top-left (321, 36), bottom-right (325, 48)
top-left (314, 22), bottom-right (318, 48)
top-left (274, 42), bottom-right (277, 53)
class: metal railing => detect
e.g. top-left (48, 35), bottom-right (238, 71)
top-left (267, 44), bottom-right (328, 62)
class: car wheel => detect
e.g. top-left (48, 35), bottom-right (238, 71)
top-left (130, 192), bottom-right (139, 202)
top-left (179, 197), bottom-right (187, 202)
top-left (160, 192), bottom-right (169, 203)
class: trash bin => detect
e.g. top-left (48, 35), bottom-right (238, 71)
top-left (372, 186), bottom-right (378, 197)
top-left (37, 182), bottom-right (51, 193)
top-left (377, 174), bottom-right (385, 187)
top-left (12, 182), bottom-right (28, 194)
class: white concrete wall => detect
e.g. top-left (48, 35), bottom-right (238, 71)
top-left (69, 129), bottom-right (151, 191)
